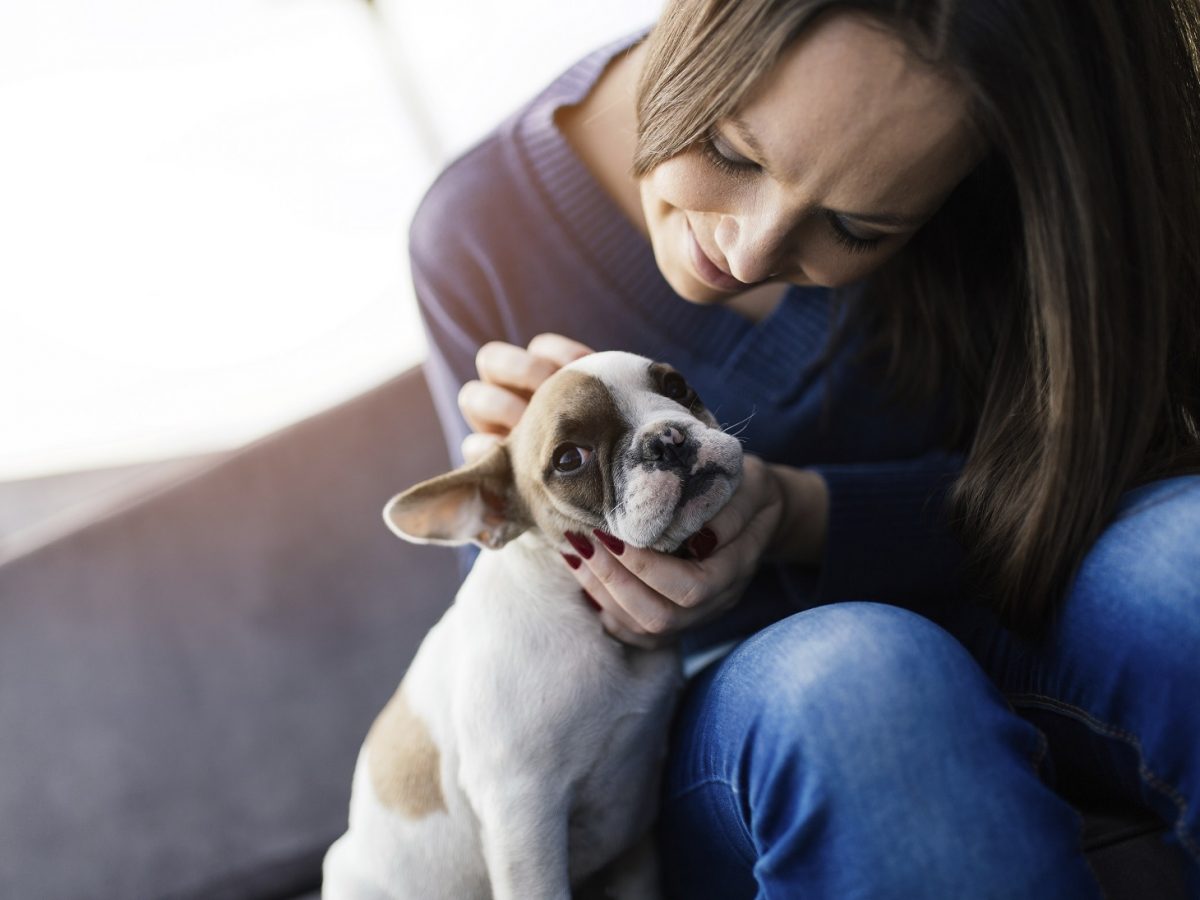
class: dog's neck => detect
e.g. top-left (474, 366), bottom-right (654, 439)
top-left (459, 530), bottom-right (584, 614)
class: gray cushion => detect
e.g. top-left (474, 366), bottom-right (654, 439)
top-left (0, 367), bottom-right (458, 899)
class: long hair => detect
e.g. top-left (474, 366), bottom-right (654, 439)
top-left (634, 0), bottom-right (1200, 631)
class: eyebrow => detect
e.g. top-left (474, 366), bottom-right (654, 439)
top-left (729, 115), bottom-right (769, 161)
top-left (728, 115), bottom-right (928, 231)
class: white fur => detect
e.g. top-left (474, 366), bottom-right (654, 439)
top-left (323, 352), bottom-right (742, 899)
top-left (323, 538), bottom-right (680, 899)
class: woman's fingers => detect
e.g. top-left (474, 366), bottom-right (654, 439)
top-left (596, 595), bottom-right (668, 649)
top-left (568, 532), bottom-right (690, 635)
top-left (458, 379), bottom-right (528, 435)
top-left (464, 336), bottom-right (592, 441)
top-left (475, 341), bottom-right (561, 397)
top-left (474, 335), bottom-right (593, 395)
top-left (527, 333), bottom-right (594, 368)
top-left (461, 432), bottom-right (502, 465)
top-left (564, 549), bottom-right (666, 648)
top-left (608, 544), bottom-right (706, 609)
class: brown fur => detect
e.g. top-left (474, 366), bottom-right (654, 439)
top-left (512, 369), bottom-right (628, 530)
top-left (365, 686), bottom-right (446, 817)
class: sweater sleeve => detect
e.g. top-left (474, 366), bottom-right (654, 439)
top-left (409, 158), bottom-right (523, 578)
top-left (407, 155), bottom-right (507, 471)
top-left (806, 450), bottom-right (966, 609)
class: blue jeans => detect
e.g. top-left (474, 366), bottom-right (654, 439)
top-left (658, 475), bottom-right (1200, 898)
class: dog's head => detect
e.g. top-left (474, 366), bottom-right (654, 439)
top-left (385, 351), bottom-right (743, 553)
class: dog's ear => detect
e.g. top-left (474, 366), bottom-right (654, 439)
top-left (383, 443), bottom-right (529, 550)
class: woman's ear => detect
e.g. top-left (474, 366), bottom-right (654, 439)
top-left (383, 444), bottom-right (529, 550)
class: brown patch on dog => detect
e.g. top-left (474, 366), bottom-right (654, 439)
top-left (510, 369), bottom-right (628, 524)
top-left (365, 685), bottom-right (446, 817)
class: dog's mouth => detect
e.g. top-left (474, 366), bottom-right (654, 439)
top-left (677, 462), bottom-right (729, 507)
top-left (661, 465), bottom-right (740, 550)
top-left (606, 459), bottom-right (741, 553)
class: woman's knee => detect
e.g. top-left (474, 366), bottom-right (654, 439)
top-left (660, 602), bottom-right (1083, 898)
top-left (709, 602), bottom-right (993, 734)
top-left (1078, 475), bottom-right (1200, 605)
top-left (1053, 477), bottom-right (1200, 777)
top-left (672, 602), bottom-right (1017, 791)
top-left (1066, 476), bottom-right (1200, 661)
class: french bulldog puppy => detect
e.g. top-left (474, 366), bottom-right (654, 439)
top-left (322, 351), bottom-right (744, 900)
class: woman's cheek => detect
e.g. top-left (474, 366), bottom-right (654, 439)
top-left (646, 153), bottom-right (734, 213)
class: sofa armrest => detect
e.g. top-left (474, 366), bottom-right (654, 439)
top-left (0, 366), bottom-right (459, 900)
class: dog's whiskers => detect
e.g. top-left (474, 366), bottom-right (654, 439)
top-left (721, 408), bottom-right (757, 442)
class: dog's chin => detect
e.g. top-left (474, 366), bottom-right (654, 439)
top-left (608, 472), bottom-right (738, 554)
top-left (650, 480), bottom-right (737, 552)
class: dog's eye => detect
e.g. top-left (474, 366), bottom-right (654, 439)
top-left (552, 443), bottom-right (591, 473)
top-left (661, 372), bottom-right (692, 403)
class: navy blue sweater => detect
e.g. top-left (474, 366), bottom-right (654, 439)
top-left (408, 31), bottom-right (966, 636)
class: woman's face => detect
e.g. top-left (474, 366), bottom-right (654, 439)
top-left (640, 11), bottom-right (980, 302)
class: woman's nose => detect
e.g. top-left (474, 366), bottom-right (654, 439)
top-left (713, 212), bottom-right (790, 284)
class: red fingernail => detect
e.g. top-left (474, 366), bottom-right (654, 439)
top-left (689, 526), bottom-right (718, 561)
top-left (581, 589), bottom-right (601, 612)
top-left (561, 552), bottom-right (582, 570)
top-left (565, 531), bottom-right (594, 559)
top-left (593, 529), bottom-right (625, 555)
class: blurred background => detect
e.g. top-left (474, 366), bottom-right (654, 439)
top-left (2, 5), bottom-right (1187, 898)
top-left (0, 0), bottom-right (658, 560)
top-left (2, 4), bottom-right (663, 895)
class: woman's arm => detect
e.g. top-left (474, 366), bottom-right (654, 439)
top-left (764, 463), bottom-right (829, 567)
top-left (570, 452), bottom-right (964, 647)
top-left (808, 453), bottom-right (966, 605)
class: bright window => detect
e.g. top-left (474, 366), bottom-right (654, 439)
top-left (0, 0), bottom-right (656, 481)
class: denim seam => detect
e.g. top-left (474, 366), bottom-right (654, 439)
top-left (667, 777), bottom-right (759, 867)
top-left (1008, 691), bottom-right (1200, 864)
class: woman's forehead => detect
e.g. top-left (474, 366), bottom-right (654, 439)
top-left (734, 11), bottom-right (978, 220)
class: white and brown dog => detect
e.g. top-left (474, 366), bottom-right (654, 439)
top-left (322, 351), bottom-right (744, 900)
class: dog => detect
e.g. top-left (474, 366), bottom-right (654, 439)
top-left (322, 351), bottom-right (744, 899)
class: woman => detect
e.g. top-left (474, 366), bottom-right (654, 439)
top-left (408, 1), bottom-right (1200, 895)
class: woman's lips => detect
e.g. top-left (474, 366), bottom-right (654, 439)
top-left (685, 219), bottom-right (751, 292)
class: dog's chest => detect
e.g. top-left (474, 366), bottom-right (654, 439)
top-left (352, 544), bottom-right (683, 894)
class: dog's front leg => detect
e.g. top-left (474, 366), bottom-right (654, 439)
top-left (469, 775), bottom-right (572, 900)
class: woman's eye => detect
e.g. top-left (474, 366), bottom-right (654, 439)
top-left (661, 372), bottom-right (692, 402)
top-left (825, 211), bottom-right (886, 255)
top-left (700, 130), bottom-right (758, 177)
top-left (552, 443), bottom-right (592, 473)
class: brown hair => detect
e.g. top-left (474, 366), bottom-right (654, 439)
top-left (635, 0), bottom-right (1200, 631)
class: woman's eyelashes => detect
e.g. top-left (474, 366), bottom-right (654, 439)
top-left (825, 212), bottom-right (885, 254)
top-left (700, 129), bottom-right (759, 176)
top-left (698, 128), bottom-right (887, 255)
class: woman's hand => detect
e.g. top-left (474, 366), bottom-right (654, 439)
top-left (562, 455), bottom-right (785, 649)
top-left (458, 333), bottom-right (594, 462)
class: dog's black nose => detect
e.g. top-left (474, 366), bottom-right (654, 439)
top-left (642, 424), bottom-right (693, 470)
